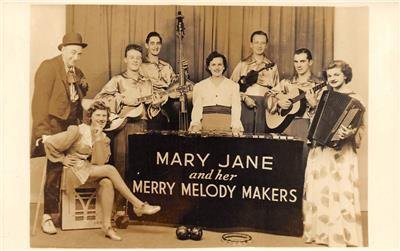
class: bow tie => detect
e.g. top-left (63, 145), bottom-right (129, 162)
top-left (67, 67), bottom-right (79, 102)
top-left (67, 67), bottom-right (77, 84)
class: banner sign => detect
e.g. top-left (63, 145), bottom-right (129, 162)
top-left (126, 132), bottom-right (306, 236)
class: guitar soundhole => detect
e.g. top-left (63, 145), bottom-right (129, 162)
top-left (280, 106), bottom-right (292, 116)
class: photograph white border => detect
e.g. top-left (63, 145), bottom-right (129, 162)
top-left (1, 0), bottom-right (399, 250)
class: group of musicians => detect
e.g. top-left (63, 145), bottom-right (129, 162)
top-left (31, 29), bottom-right (365, 247)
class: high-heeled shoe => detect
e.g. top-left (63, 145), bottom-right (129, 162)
top-left (133, 202), bottom-right (161, 217)
top-left (104, 226), bottom-right (122, 241)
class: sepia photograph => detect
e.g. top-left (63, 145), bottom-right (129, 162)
top-left (1, 0), bottom-right (399, 250)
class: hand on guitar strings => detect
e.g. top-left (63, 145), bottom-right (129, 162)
top-left (277, 97), bottom-right (292, 110)
top-left (151, 92), bottom-right (168, 106)
top-left (337, 125), bottom-right (357, 140)
top-left (117, 93), bottom-right (139, 107)
top-left (243, 95), bottom-right (257, 109)
top-left (305, 88), bottom-right (318, 108)
top-left (152, 80), bottom-right (169, 89)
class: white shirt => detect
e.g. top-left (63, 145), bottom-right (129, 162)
top-left (65, 65), bottom-right (79, 102)
top-left (94, 73), bottom-right (153, 119)
top-left (190, 77), bottom-right (243, 130)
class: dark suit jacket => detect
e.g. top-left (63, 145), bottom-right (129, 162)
top-left (31, 55), bottom-right (87, 154)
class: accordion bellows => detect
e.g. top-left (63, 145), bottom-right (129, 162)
top-left (308, 90), bottom-right (365, 148)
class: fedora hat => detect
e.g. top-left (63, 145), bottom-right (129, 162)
top-left (58, 32), bottom-right (88, 51)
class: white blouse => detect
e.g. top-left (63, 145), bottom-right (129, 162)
top-left (190, 77), bottom-right (243, 130)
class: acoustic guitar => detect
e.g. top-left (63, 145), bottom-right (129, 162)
top-left (266, 82), bottom-right (326, 133)
top-left (82, 82), bottom-right (193, 132)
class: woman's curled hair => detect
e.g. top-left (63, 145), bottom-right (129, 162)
top-left (205, 51), bottom-right (228, 75)
top-left (87, 100), bottom-right (111, 128)
top-left (322, 60), bottom-right (353, 84)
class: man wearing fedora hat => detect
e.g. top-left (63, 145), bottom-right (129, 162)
top-left (31, 32), bottom-right (89, 234)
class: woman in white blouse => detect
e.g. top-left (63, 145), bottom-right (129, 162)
top-left (189, 51), bottom-right (243, 135)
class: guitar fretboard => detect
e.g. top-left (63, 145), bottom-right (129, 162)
top-left (135, 83), bottom-right (192, 103)
top-left (291, 82), bottom-right (326, 103)
top-left (257, 63), bottom-right (275, 73)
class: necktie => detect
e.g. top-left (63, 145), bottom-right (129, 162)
top-left (67, 67), bottom-right (79, 102)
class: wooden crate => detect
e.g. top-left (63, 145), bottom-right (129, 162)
top-left (61, 183), bottom-right (102, 230)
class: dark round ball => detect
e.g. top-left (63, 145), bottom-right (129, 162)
top-left (115, 215), bottom-right (129, 229)
top-left (190, 226), bottom-right (203, 241)
top-left (176, 226), bottom-right (190, 240)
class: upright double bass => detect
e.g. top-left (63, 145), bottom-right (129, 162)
top-left (176, 11), bottom-right (190, 132)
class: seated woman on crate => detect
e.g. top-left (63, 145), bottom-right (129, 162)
top-left (43, 100), bottom-right (160, 241)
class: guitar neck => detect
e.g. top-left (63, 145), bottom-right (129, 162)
top-left (258, 63), bottom-right (275, 73)
top-left (291, 82), bottom-right (325, 103)
top-left (137, 95), bottom-right (153, 103)
top-left (135, 84), bottom-right (190, 104)
top-left (291, 91), bottom-right (307, 103)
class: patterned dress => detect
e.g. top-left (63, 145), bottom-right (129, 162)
top-left (302, 91), bottom-right (365, 247)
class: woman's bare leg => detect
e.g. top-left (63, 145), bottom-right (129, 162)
top-left (97, 178), bottom-right (121, 241)
top-left (89, 165), bottom-right (143, 207)
top-left (97, 178), bottom-right (114, 228)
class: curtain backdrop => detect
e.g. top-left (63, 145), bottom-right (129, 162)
top-left (66, 5), bottom-right (334, 98)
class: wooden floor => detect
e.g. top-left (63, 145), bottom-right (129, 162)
top-left (30, 204), bottom-right (368, 248)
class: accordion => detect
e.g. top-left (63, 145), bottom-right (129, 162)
top-left (308, 90), bottom-right (365, 148)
